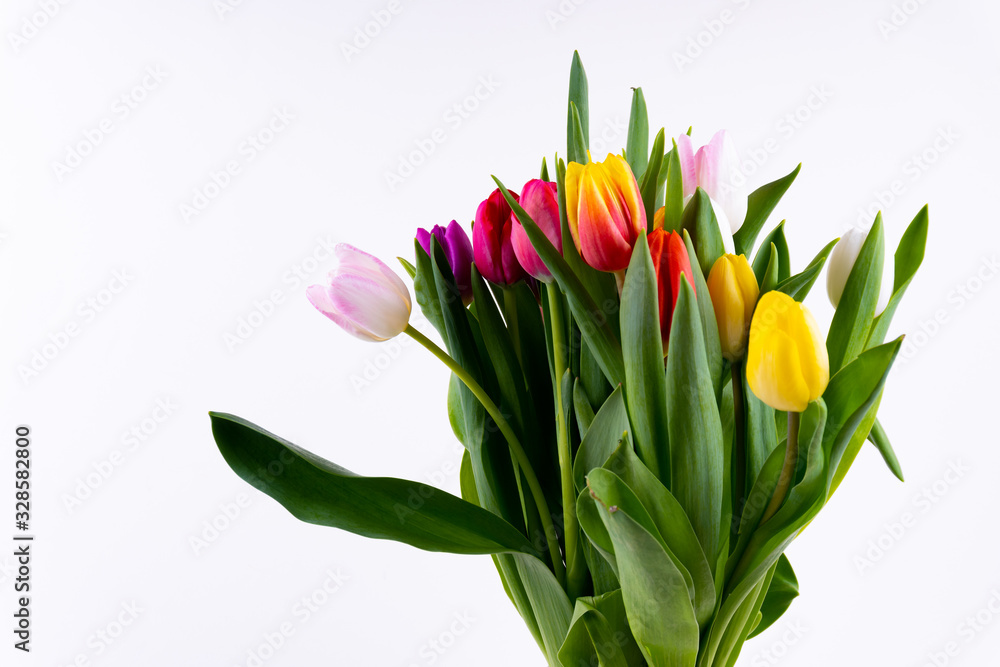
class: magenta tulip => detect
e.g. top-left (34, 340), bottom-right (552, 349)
top-left (417, 220), bottom-right (475, 305)
top-left (510, 179), bottom-right (561, 282)
top-left (473, 188), bottom-right (527, 286)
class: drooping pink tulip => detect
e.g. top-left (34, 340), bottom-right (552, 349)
top-left (306, 244), bottom-right (411, 342)
top-left (510, 179), bottom-right (561, 282)
top-left (473, 188), bottom-right (527, 286)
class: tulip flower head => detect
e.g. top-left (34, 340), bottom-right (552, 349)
top-left (746, 291), bottom-right (829, 412)
top-left (306, 244), bottom-right (412, 342)
top-left (826, 225), bottom-right (892, 311)
top-left (510, 179), bottom-right (561, 282)
top-left (648, 229), bottom-right (695, 353)
top-left (417, 220), bottom-right (475, 305)
top-left (707, 254), bottom-right (760, 362)
top-left (565, 154), bottom-right (647, 273)
top-left (676, 130), bottom-right (746, 250)
top-left (474, 188), bottom-right (527, 286)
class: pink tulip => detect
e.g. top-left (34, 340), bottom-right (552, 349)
top-left (510, 179), bottom-right (561, 282)
top-left (676, 130), bottom-right (747, 238)
top-left (306, 244), bottom-right (412, 342)
top-left (473, 188), bottom-right (527, 286)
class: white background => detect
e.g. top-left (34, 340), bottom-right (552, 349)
top-left (3, 0), bottom-right (999, 665)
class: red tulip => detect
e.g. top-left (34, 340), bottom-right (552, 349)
top-left (473, 188), bottom-right (527, 285)
top-left (648, 229), bottom-right (695, 353)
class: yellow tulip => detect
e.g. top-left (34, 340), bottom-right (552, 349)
top-left (746, 291), bottom-right (829, 412)
top-left (707, 254), bottom-right (759, 362)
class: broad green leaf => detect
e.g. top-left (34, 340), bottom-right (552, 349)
top-left (580, 336), bottom-right (613, 409)
top-left (714, 563), bottom-right (774, 667)
top-left (626, 87), bottom-right (649, 180)
top-left (573, 378), bottom-right (596, 439)
top-left (733, 163), bottom-right (801, 256)
top-left (558, 590), bottom-right (644, 667)
top-left (567, 51), bottom-right (589, 164)
top-left (681, 187), bottom-right (725, 277)
top-left (868, 205), bottom-right (929, 347)
top-left (574, 387), bottom-right (629, 492)
top-left (681, 229), bottom-right (724, 397)
top-left (827, 214), bottom-right (885, 373)
top-left (494, 177), bottom-right (626, 386)
top-left (621, 235), bottom-right (670, 479)
top-left (776, 238), bottom-right (838, 301)
top-left (640, 128), bottom-right (666, 225)
top-left (666, 281), bottom-right (725, 563)
top-left (748, 554), bottom-right (799, 639)
top-left (604, 441), bottom-right (717, 628)
top-left (743, 372), bottom-right (778, 508)
top-left (578, 486), bottom-right (617, 572)
top-left (752, 221), bottom-right (790, 284)
top-left (868, 417), bottom-right (904, 481)
top-left (588, 471), bottom-right (700, 666)
top-left (210, 413), bottom-right (533, 555)
top-left (513, 554), bottom-right (574, 666)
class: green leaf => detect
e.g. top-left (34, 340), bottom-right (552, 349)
top-left (743, 371), bottom-right (778, 505)
top-left (827, 214), bottom-right (885, 373)
top-left (587, 470), bottom-right (700, 666)
top-left (734, 164), bottom-right (801, 256)
top-left (868, 417), bottom-right (904, 482)
top-left (567, 51), bottom-right (589, 164)
top-left (752, 221), bottom-right (790, 285)
top-left (397, 257), bottom-right (416, 279)
top-left (776, 238), bottom-right (838, 301)
top-left (825, 339), bottom-right (903, 493)
top-left (513, 554), bottom-right (574, 665)
top-left (412, 240), bottom-right (444, 335)
top-left (558, 590), bottom-right (644, 667)
top-left (540, 156), bottom-right (549, 181)
top-left (574, 387), bottom-right (629, 492)
top-left (748, 554), bottom-right (799, 639)
top-left (759, 242), bottom-right (781, 295)
top-left (681, 229), bottom-right (724, 398)
top-left (578, 485), bottom-right (618, 572)
top-left (666, 281), bottom-right (725, 563)
top-left (569, 102), bottom-right (589, 167)
top-left (661, 141), bottom-right (685, 233)
top-left (868, 205), bottom-right (929, 347)
top-left (620, 235), bottom-right (670, 479)
top-left (640, 128), bottom-right (666, 225)
top-left (573, 378), bottom-right (596, 439)
top-left (494, 176), bottom-right (626, 386)
top-left (604, 441), bottom-right (717, 628)
top-left (681, 187), bottom-right (725, 277)
top-left (210, 413), bottom-right (534, 555)
top-left (626, 87), bottom-right (649, 180)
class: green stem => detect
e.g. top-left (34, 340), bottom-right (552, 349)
top-left (760, 411), bottom-right (800, 525)
top-left (547, 285), bottom-right (585, 599)
top-left (405, 325), bottom-right (566, 585)
top-left (731, 362), bottom-right (747, 540)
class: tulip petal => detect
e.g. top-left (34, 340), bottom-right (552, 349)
top-left (327, 273), bottom-right (411, 341)
top-left (334, 243), bottom-right (412, 311)
top-left (697, 131), bottom-right (747, 233)
top-left (748, 328), bottom-right (811, 412)
top-left (306, 283), bottom-right (375, 341)
top-left (676, 134), bottom-right (697, 198)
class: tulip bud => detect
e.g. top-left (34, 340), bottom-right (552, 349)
top-left (826, 225), bottom-right (892, 311)
top-left (565, 154), bottom-right (646, 273)
top-left (306, 244), bottom-right (412, 342)
top-left (648, 229), bottom-right (695, 353)
top-left (677, 130), bottom-right (746, 241)
top-left (417, 220), bottom-right (475, 305)
top-left (510, 179), bottom-right (561, 282)
top-left (746, 291), bottom-right (829, 412)
top-left (473, 188), bottom-right (527, 286)
top-left (707, 254), bottom-right (759, 362)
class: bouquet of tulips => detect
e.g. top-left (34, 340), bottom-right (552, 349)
top-left (211, 53), bottom-right (929, 666)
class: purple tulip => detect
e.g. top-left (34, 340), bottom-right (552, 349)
top-left (416, 220), bottom-right (475, 305)
top-left (306, 244), bottom-right (411, 342)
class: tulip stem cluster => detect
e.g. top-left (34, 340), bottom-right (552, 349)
top-left (404, 324), bottom-right (566, 583)
top-left (547, 285), bottom-right (586, 598)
